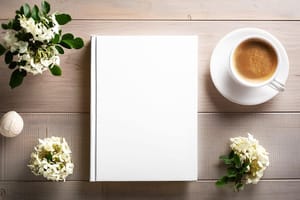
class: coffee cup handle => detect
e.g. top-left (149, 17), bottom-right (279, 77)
top-left (269, 79), bottom-right (285, 92)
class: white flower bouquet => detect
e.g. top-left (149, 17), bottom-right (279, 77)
top-left (28, 136), bottom-right (74, 181)
top-left (0, 1), bottom-right (84, 88)
top-left (216, 133), bottom-right (269, 191)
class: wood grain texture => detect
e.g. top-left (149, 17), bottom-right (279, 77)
top-left (0, 21), bottom-right (300, 112)
top-left (1, 113), bottom-right (300, 181)
top-left (198, 113), bottom-right (300, 179)
top-left (0, 113), bottom-right (90, 181)
top-left (0, 180), bottom-right (300, 200)
top-left (0, 0), bottom-right (299, 199)
top-left (0, 0), bottom-right (300, 20)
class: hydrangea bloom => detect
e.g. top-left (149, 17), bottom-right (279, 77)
top-left (230, 133), bottom-right (269, 184)
top-left (28, 136), bottom-right (74, 181)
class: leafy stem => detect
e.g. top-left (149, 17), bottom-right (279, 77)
top-left (216, 151), bottom-right (250, 192)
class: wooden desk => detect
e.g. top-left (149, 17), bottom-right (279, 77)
top-left (0, 1), bottom-right (299, 199)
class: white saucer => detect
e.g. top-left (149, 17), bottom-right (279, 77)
top-left (210, 28), bottom-right (289, 105)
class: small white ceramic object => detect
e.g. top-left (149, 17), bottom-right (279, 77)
top-left (210, 28), bottom-right (289, 105)
top-left (0, 111), bottom-right (24, 137)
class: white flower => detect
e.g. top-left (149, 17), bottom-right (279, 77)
top-left (15, 41), bottom-right (29, 53)
top-left (19, 58), bottom-right (47, 75)
top-left (28, 136), bottom-right (74, 181)
top-left (3, 31), bottom-right (28, 53)
top-left (18, 45), bottom-right (59, 75)
top-left (34, 22), bottom-right (55, 42)
top-left (19, 15), bottom-right (36, 35)
top-left (19, 15), bottom-right (55, 42)
top-left (50, 14), bottom-right (60, 34)
top-left (18, 53), bottom-right (30, 62)
top-left (230, 133), bottom-right (269, 185)
top-left (3, 30), bottom-right (18, 48)
top-left (41, 55), bottom-right (60, 67)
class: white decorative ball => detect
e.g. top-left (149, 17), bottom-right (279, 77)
top-left (0, 111), bottom-right (24, 137)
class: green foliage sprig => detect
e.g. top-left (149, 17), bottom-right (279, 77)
top-left (216, 134), bottom-right (270, 192)
top-left (216, 151), bottom-right (250, 192)
top-left (0, 1), bottom-right (84, 88)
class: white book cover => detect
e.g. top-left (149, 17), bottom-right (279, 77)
top-left (90, 35), bottom-right (198, 181)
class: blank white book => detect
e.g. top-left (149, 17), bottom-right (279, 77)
top-left (90, 35), bottom-right (198, 181)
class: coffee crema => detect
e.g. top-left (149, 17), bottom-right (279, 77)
top-left (233, 38), bottom-right (278, 83)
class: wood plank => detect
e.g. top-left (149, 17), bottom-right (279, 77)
top-left (0, 113), bottom-right (90, 181)
top-left (0, 180), bottom-right (300, 200)
top-left (0, 1), bottom-right (298, 199)
top-left (198, 113), bottom-right (300, 179)
top-left (0, 21), bottom-right (300, 112)
top-left (1, 113), bottom-right (300, 181)
top-left (0, 0), bottom-right (300, 20)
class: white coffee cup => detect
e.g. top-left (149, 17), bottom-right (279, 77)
top-left (229, 35), bottom-right (285, 92)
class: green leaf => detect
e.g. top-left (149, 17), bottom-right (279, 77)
top-left (229, 150), bottom-right (235, 159)
top-left (62, 33), bottom-right (74, 40)
top-left (16, 10), bottom-right (22, 15)
top-left (233, 154), bottom-right (241, 168)
top-left (2, 23), bottom-right (9, 29)
top-left (241, 161), bottom-right (250, 173)
top-left (219, 155), bottom-right (229, 160)
top-left (22, 3), bottom-right (31, 17)
top-left (55, 13), bottom-right (72, 25)
top-left (216, 179), bottom-right (225, 187)
top-left (61, 37), bottom-right (84, 49)
top-left (0, 44), bottom-right (6, 56)
top-left (234, 183), bottom-right (244, 192)
top-left (15, 32), bottom-right (33, 41)
top-left (12, 18), bottom-right (21, 31)
top-left (41, 1), bottom-right (50, 14)
top-left (31, 5), bottom-right (40, 21)
top-left (2, 21), bottom-right (13, 30)
top-left (59, 40), bottom-right (72, 49)
top-left (45, 152), bottom-right (53, 162)
top-left (18, 6), bottom-right (24, 15)
top-left (216, 176), bottom-right (228, 187)
top-left (55, 45), bottom-right (64, 54)
top-left (50, 65), bottom-right (62, 76)
top-left (5, 51), bottom-right (13, 64)
top-left (227, 168), bottom-right (237, 178)
top-left (72, 38), bottom-right (84, 49)
top-left (222, 157), bottom-right (233, 165)
top-left (19, 60), bottom-right (27, 66)
top-left (9, 62), bottom-right (18, 69)
top-left (9, 69), bottom-right (26, 89)
top-left (52, 34), bottom-right (60, 44)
